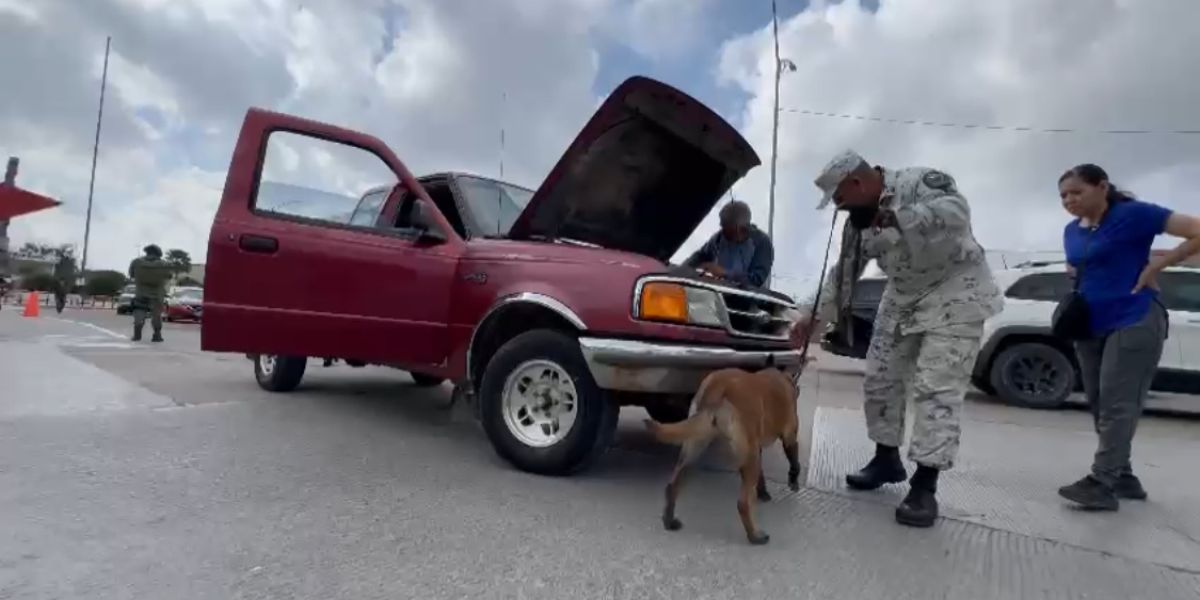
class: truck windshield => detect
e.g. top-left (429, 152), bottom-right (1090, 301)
top-left (456, 175), bottom-right (534, 237)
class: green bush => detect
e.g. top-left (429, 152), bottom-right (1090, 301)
top-left (85, 270), bottom-right (128, 297)
top-left (21, 272), bottom-right (58, 292)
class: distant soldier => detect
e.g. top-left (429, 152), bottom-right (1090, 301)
top-left (52, 251), bottom-right (75, 314)
top-left (791, 150), bottom-right (1003, 528)
top-left (127, 244), bottom-right (173, 342)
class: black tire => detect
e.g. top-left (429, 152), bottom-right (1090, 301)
top-left (988, 342), bottom-right (1075, 409)
top-left (478, 329), bottom-right (617, 476)
top-left (971, 374), bottom-right (996, 395)
top-left (645, 397), bottom-right (691, 424)
top-left (253, 354), bottom-right (307, 392)
top-left (410, 373), bottom-right (446, 387)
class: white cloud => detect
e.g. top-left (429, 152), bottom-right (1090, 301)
top-left (0, 0), bottom-right (40, 23)
top-left (2, 0), bottom-right (644, 271)
top-left (10, 0), bottom-right (1195, 307)
top-left (615, 0), bottom-right (720, 60)
top-left (700, 0), bottom-right (1200, 300)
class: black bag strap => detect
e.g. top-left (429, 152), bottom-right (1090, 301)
top-left (1073, 221), bottom-right (1099, 291)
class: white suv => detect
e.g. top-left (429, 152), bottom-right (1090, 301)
top-left (821, 262), bottom-right (1200, 409)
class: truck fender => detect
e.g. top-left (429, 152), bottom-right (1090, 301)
top-left (466, 292), bottom-right (587, 389)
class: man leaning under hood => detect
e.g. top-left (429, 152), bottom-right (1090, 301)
top-left (683, 200), bottom-right (774, 288)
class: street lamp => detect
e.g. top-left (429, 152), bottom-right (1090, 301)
top-left (767, 0), bottom-right (796, 288)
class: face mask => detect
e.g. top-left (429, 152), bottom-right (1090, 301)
top-left (846, 205), bottom-right (878, 230)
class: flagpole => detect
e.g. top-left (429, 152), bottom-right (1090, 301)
top-left (81, 36), bottom-right (111, 279)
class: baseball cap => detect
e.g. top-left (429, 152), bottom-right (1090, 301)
top-left (814, 149), bottom-right (868, 209)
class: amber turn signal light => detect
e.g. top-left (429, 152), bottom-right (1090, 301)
top-left (639, 282), bottom-right (689, 323)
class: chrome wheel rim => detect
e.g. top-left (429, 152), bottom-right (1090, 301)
top-left (501, 359), bottom-right (579, 448)
top-left (258, 354), bottom-right (277, 377)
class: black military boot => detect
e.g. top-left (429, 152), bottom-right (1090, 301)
top-left (132, 326), bottom-right (143, 342)
top-left (846, 444), bottom-right (907, 490)
top-left (151, 331), bottom-right (164, 343)
top-left (896, 465), bottom-right (939, 527)
top-left (1058, 475), bottom-right (1119, 510)
top-left (1114, 473), bottom-right (1148, 501)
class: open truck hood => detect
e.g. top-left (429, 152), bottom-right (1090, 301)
top-left (507, 76), bottom-right (761, 262)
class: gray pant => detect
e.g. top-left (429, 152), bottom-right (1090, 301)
top-left (863, 321), bottom-right (984, 470)
top-left (132, 296), bottom-right (164, 335)
top-left (1074, 302), bottom-right (1167, 486)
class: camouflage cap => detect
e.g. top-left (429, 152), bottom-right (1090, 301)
top-left (814, 149), bottom-right (869, 209)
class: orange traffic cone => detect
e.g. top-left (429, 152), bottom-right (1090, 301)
top-left (22, 291), bottom-right (40, 318)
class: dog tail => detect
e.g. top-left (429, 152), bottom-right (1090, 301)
top-left (642, 374), bottom-right (724, 445)
top-left (643, 413), bottom-right (715, 445)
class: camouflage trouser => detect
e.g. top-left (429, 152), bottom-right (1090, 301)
top-left (132, 296), bottom-right (164, 334)
top-left (862, 321), bottom-right (984, 470)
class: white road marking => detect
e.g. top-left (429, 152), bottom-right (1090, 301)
top-left (51, 318), bottom-right (128, 340)
top-left (71, 341), bottom-right (139, 349)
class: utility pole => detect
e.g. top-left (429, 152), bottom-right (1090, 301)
top-left (81, 36), bottom-right (111, 279)
top-left (768, 0), bottom-right (781, 242)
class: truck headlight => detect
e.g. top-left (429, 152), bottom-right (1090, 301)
top-left (637, 282), bottom-right (723, 328)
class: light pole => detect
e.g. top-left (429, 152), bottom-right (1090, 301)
top-left (768, 0), bottom-right (781, 242)
top-left (767, 1), bottom-right (796, 241)
top-left (81, 36), bottom-right (111, 280)
top-left (767, 1), bottom-right (795, 288)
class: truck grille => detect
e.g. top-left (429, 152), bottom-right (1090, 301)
top-left (721, 291), bottom-right (794, 340)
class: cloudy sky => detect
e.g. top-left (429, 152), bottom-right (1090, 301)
top-left (3, 0), bottom-right (1198, 299)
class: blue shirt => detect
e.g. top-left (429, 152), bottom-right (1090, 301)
top-left (1063, 199), bottom-right (1172, 337)
top-left (683, 226), bottom-right (775, 288)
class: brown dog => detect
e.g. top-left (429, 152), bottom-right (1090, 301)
top-left (644, 366), bottom-right (802, 545)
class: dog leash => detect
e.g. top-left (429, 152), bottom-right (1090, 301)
top-left (792, 210), bottom-right (841, 388)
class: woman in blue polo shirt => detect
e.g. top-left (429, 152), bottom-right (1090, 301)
top-left (1056, 163), bottom-right (1200, 510)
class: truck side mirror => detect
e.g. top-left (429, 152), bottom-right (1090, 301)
top-left (411, 202), bottom-right (447, 245)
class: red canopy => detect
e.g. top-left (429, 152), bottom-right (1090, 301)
top-left (0, 184), bottom-right (61, 220)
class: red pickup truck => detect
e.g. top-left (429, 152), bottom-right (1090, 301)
top-left (200, 76), bottom-right (802, 476)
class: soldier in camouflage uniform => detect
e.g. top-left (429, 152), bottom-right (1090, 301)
top-left (792, 150), bottom-right (1003, 527)
top-left (52, 250), bottom-right (76, 314)
top-left (127, 244), bottom-right (173, 342)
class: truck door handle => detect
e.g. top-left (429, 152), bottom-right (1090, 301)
top-left (238, 234), bottom-right (278, 254)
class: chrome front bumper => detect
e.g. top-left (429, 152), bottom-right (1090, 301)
top-left (577, 337), bottom-right (802, 394)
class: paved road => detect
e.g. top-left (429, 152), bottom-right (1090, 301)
top-left (2, 309), bottom-right (1199, 599)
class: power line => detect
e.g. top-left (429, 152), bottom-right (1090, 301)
top-left (779, 107), bottom-right (1200, 136)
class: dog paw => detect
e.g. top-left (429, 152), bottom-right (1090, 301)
top-left (757, 489), bottom-right (772, 502)
top-left (748, 531), bottom-right (770, 545)
top-left (663, 517), bottom-right (683, 531)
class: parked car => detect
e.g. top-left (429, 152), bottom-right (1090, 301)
top-left (200, 76), bottom-right (802, 476)
top-left (165, 287), bottom-right (203, 322)
top-left (115, 284), bottom-right (136, 315)
top-left (821, 261), bottom-right (1200, 408)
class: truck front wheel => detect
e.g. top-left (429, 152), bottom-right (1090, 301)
top-left (254, 354), bottom-right (307, 392)
top-left (479, 329), bottom-right (617, 476)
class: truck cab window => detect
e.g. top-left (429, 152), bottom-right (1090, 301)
top-left (348, 189), bottom-right (389, 227)
top-left (254, 131), bottom-right (396, 227)
top-left (456, 175), bottom-right (534, 237)
top-left (421, 180), bottom-right (467, 238)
